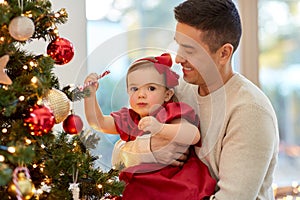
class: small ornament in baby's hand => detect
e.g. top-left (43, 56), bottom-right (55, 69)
top-left (98, 70), bottom-right (111, 79)
top-left (80, 70), bottom-right (111, 92)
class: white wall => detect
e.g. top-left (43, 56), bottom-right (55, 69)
top-left (26, 1), bottom-right (87, 85)
top-left (25, 0), bottom-right (87, 126)
top-left (51, 0), bottom-right (87, 123)
top-left (238, 0), bottom-right (259, 86)
top-left (50, 0), bottom-right (87, 86)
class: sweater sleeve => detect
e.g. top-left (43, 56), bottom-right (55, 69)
top-left (214, 104), bottom-right (279, 200)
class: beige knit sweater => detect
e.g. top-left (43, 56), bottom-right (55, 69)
top-left (112, 73), bottom-right (279, 200)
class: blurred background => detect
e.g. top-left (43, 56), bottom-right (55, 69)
top-left (45, 0), bottom-right (300, 196)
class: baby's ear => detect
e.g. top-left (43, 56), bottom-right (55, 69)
top-left (165, 88), bottom-right (175, 102)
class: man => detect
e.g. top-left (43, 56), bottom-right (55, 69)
top-left (112, 0), bottom-right (279, 199)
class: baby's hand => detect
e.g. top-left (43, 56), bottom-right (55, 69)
top-left (138, 116), bottom-right (164, 135)
top-left (84, 73), bottom-right (99, 94)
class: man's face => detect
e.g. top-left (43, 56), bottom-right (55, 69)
top-left (174, 22), bottom-right (220, 88)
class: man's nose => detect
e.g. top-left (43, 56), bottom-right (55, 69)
top-left (175, 53), bottom-right (186, 64)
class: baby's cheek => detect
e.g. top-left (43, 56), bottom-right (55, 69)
top-left (129, 96), bottom-right (136, 106)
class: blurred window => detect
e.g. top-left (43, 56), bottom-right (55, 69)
top-left (259, 0), bottom-right (300, 189)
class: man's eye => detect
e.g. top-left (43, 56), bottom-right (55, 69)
top-left (130, 87), bottom-right (138, 92)
top-left (182, 48), bottom-right (194, 55)
top-left (185, 50), bottom-right (193, 55)
top-left (148, 86), bottom-right (156, 91)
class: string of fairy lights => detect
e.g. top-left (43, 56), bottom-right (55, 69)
top-left (0, 145), bottom-right (16, 162)
top-left (0, 139), bottom-right (108, 198)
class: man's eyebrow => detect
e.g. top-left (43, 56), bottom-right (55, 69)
top-left (174, 37), bottom-right (195, 49)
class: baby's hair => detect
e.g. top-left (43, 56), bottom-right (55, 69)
top-left (127, 60), bottom-right (151, 77)
top-left (126, 60), bottom-right (179, 102)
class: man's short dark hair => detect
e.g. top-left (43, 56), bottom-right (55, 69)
top-left (174, 0), bottom-right (242, 53)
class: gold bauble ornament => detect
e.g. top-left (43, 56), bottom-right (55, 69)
top-left (44, 88), bottom-right (71, 124)
top-left (8, 172), bottom-right (35, 200)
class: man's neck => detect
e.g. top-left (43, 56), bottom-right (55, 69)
top-left (198, 70), bottom-right (235, 96)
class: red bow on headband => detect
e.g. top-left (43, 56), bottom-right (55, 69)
top-left (136, 53), bottom-right (179, 88)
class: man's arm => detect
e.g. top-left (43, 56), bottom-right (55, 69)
top-left (112, 133), bottom-right (190, 167)
top-left (214, 105), bottom-right (279, 199)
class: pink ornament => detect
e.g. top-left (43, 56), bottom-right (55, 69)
top-left (47, 37), bottom-right (74, 65)
top-left (24, 105), bottom-right (55, 136)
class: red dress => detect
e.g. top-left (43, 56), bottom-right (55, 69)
top-left (111, 102), bottom-right (216, 200)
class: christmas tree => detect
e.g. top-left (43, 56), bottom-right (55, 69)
top-left (0, 0), bottom-right (124, 199)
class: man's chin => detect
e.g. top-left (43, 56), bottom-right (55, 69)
top-left (183, 76), bottom-right (194, 85)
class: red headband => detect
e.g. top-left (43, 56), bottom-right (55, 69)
top-left (135, 53), bottom-right (179, 88)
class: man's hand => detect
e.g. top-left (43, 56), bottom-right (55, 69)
top-left (150, 134), bottom-right (189, 166)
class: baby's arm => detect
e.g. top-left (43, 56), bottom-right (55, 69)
top-left (84, 73), bottom-right (118, 134)
top-left (138, 116), bottom-right (200, 145)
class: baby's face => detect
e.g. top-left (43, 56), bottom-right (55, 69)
top-left (127, 67), bottom-right (170, 117)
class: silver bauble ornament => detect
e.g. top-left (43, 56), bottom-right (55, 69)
top-left (8, 16), bottom-right (35, 41)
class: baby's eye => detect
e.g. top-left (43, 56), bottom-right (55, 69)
top-left (148, 86), bottom-right (156, 91)
top-left (130, 87), bottom-right (138, 92)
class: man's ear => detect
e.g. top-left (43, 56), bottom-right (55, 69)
top-left (219, 43), bottom-right (233, 64)
top-left (165, 88), bottom-right (175, 102)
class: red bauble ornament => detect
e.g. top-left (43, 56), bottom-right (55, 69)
top-left (47, 37), bottom-right (74, 65)
top-left (24, 105), bottom-right (55, 136)
top-left (63, 114), bottom-right (83, 134)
